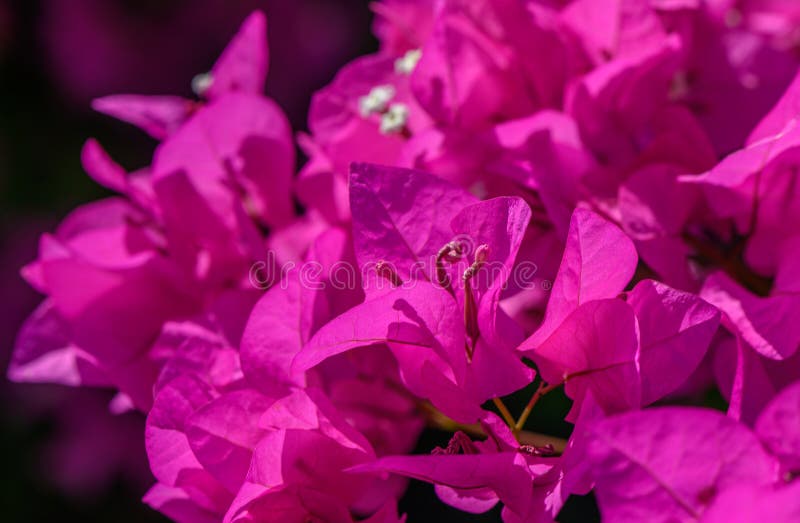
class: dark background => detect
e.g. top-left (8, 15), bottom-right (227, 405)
top-left (0, 1), bottom-right (597, 521)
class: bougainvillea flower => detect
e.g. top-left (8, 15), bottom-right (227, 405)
top-left (91, 95), bottom-right (196, 141)
top-left (520, 208), bottom-right (638, 347)
top-left (700, 482), bottom-right (800, 523)
top-left (295, 163), bottom-right (534, 422)
top-left (755, 379), bottom-right (800, 474)
top-left (701, 272), bottom-right (800, 361)
top-left (146, 311), bottom-right (407, 523)
top-left (411, 0), bottom-right (567, 130)
top-left (91, 11), bottom-right (268, 140)
top-left (587, 407), bottom-right (781, 522)
top-left (15, 2), bottom-right (800, 521)
top-left (352, 413), bottom-right (560, 523)
top-left (8, 10), bottom-right (305, 411)
top-left (152, 90), bottom-right (295, 245)
top-left (713, 333), bottom-right (800, 425)
top-left (519, 209), bottom-right (719, 419)
top-left (370, 0), bottom-right (435, 55)
top-left (240, 225), bottom-right (423, 460)
top-left (685, 70), bottom-right (800, 275)
top-left (8, 299), bottom-right (109, 388)
top-left (222, 389), bottom-right (398, 523)
top-left (348, 162), bottom-right (477, 293)
top-left (239, 228), bottom-right (360, 394)
top-left (11, 198), bottom-right (201, 408)
top-left (298, 50), bottom-right (431, 224)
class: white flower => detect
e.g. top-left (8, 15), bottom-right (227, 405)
top-left (358, 85), bottom-right (396, 117)
top-left (394, 49), bottom-right (422, 75)
top-left (380, 103), bottom-right (410, 134)
top-left (191, 72), bottom-right (214, 97)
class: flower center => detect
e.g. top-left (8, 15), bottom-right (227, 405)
top-left (463, 245), bottom-right (489, 361)
top-left (380, 103), bottom-right (410, 135)
top-left (394, 48), bottom-right (422, 75)
top-left (358, 84), bottom-right (396, 117)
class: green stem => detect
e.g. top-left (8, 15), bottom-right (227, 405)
top-left (420, 401), bottom-right (567, 454)
top-left (492, 397), bottom-right (517, 428)
top-left (514, 381), bottom-right (563, 433)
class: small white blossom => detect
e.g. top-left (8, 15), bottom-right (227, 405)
top-left (380, 103), bottom-right (409, 134)
top-left (394, 49), bottom-right (422, 75)
top-left (191, 72), bottom-right (214, 97)
top-left (358, 85), bottom-right (396, 117)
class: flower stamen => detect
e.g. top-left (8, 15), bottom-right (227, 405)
top-left (463, 245), bottom-right (489, 360)
top-left (358, 85), bottom-right (396, 117)
top-left (395, 49), bottom-right (422, 75)
top-left (379, 103), bottom-right (409, 135)
top-left (435, 240), bottom-right (464, 293)
top-left (376, 260), bottom-right (403, 287)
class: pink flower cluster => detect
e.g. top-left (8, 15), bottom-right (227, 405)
top-left (10, 2), bottom-right (800, 522)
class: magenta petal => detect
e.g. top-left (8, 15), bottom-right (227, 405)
top-left (684, 119), bottom-right (800, 225)
top-left (701, 272), bottom-right (800, 360)
top-left (775, 237), bottom-right (800, 293)
top-left (294, 283), bottom-right (465, 382)
top-left (618, 164), bottom-right (697, 240)
top-left (755, 379), bottom-right (800, 473)
top-left (153, 92), bottom-right (295, 229)
top-left (92, 95), bottom-right (192, 140)
top-left (627, 279), bottom-right (720, 404)
top-left (359, 500), bottom-right (407, 523)
top-left (186, 390), bottom-right (273, 493)
top-left (588, 407), bottom-right (779, 522)
top-left (700, 482), bottom-right (800, 523)
top-left (257, 389), bottom-right (373, 454)
top-left (227, 485), bottom-right (355, 523)
top-left (351, 453), bottom-right (538, 517)
top-left (146, 375), bottom-right (216, 487)
top-left (80, 139), bottom-right (128, 193)
top-left (206, 11), bottom-right (269, 100)
top-left (557, 391), bottom-right (604, 500)
top-left (143, 483), bottom-right (220, 523)
top-left (714, 336), bottom-right (800, 425)
top-left (410, 0), bottom-right (552, 129)
top-left (560, 0), bottom-right (666, 62)
top-left (226, 394), bottom-right (375, 523)
top-left (519, 208), bottom-right (637, 354)
top-left (748, 70), bottom-right (800, 145)
top-left (450, 196), bottom-right (531, 349)
top-left (145, 375), bottom-right (233, 517)
top-left (8, 300), bottom-right (108, 387)
top-left (534, 298), bottom-right (641, 419)
top-left (349, 163), bottom-right (476, 291)
top-left (434, 484), bottom-right (499, 514)
top-left (152, 319), bottom-right (243, 396)
top-left (240, 274), bottom-right (309, 396)
top-left (465, 337), bottom-right (535, 409)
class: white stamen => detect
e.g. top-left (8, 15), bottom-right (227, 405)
top-left (380, 103), bottom-right (409, 134)
top-left (191, 72), bottom-right (214, 97)
top-left (358, 85), bottom-right (396, 117)
top-left (394, 49), bottom-right (422, 75)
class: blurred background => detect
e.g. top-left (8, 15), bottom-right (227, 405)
top-left (0, 1), bottom-right (597, 521)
